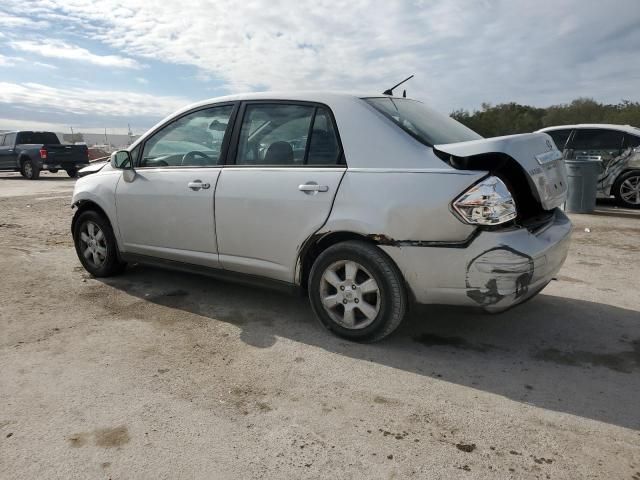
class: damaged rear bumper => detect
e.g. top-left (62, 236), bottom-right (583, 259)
top-left (380, 208), bottom-right (572, 312)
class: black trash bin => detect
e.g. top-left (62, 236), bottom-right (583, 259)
top-left (564, 158), bottom-right (601, 213)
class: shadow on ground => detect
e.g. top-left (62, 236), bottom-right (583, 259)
top-left (101, 264), bottom-right (640, 431)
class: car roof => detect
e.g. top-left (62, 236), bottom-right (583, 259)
top-left (538, 124), bottom-right (640, 136)
top-left (174, 91), bottom-right (406, 115)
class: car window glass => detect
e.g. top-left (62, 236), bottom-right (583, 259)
top-left (4, 133), bottom-right (16, 146)
top-left (571, 129), bottom-right (624, 152)
top-left (141, 105), bottom-right (234, 167)
top-left (546, 129), bottom-right (571, 150)
top-left (0, 135), bottom-right (5, 146)
top-left (307, 107), bottom-right (341, 165)
top-left (625, 134), bottom-right (640, 149)
top-left (236, 104), bottom-right (314, 166)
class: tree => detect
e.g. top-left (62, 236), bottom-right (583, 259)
top-left (451, 98), bottom-right (640, 137)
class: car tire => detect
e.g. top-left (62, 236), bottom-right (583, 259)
top-left (20, 158), bottom-right (40, 180)
top-left (308, 240), bottom-right (407, 342)
top-left (49, 169), bottom-right (59, 173)
top-left (613, 170), bottom-right (640, 209)
top-left (66, 167), bottom-right (78, 178)
top-left (73, 210), bottom-right (126, 277)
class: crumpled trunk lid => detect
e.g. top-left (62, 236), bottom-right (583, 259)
top-left (434, 133), bottom-right (567, 210)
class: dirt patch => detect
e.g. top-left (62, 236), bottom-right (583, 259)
top-left (533, 340), bottom-right (639, 373)
top-left (413, 334), bottom-right (499, 353)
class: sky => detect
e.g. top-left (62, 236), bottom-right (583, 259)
top-left (1, 0), bottom-right (639, 135)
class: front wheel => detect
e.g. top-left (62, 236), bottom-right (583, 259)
top-left (66, 167), bottom-right (78, 178)
top-left (308, 240), bottom-right (407, 342)
top-left (613, 170), bottom-right (640, 209)
top-left (73, 210), bottom-right (126, 277)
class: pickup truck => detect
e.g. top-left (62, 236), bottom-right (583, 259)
top-left (0, 131), bottom-right (89, 179)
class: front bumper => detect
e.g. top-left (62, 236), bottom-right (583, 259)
top-left (381, 208), bottom-right (572, 312)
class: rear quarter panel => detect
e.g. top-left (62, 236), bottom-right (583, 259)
top-left (320, 169), bottom-right (484, 242)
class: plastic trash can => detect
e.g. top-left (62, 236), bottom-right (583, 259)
top-left (564, 158), bottom-right (601, 213)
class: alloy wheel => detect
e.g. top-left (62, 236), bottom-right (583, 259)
top-left (620, 175), bottom-right (640, 205)
top-left (79, 221), bottom-right (108, 268)
top-left (319, 260), bottom-right (381, 329)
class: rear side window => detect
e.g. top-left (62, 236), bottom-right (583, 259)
top-left (571, 129), bottom-right (624, 151)
top-left (624, 134), bottom-right (640, 149)
top-left (15, 132), bottom-right (60, 144)
top-left (545, 129), bottom-right (572, 150)
top-left (364, 97), bottom-right (482, 146)
top-left (235, 103), bottom-right (341, 166)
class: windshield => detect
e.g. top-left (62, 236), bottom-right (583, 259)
top-left (364, 97), bottom-right (482, 146)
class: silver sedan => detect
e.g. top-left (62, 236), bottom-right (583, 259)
top-left (71, 92), bottom-right (571, 341)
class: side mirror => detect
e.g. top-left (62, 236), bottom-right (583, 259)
top-left (111, 150), bottom-right (133, 169)
top-left (111, 150), bottom-right (136, 182)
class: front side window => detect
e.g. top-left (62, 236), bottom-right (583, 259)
top-left (546, 129), bottom-right (572, 150)
top-left (140, 105), bottom-right (234, 167)
top-left (364, 97), bottom-right (482, 146)
top-left (571, 129), bottom-right (624, 153)
top-left (235, 104), bottom-right (341, 166)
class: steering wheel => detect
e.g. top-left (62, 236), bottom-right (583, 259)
top-left (181, 151), bottom-right (211, 166)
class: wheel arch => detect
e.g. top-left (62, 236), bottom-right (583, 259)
top-left (71, 199), bottom-right (113, 238)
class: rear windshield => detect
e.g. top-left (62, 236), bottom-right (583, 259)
top-left (16, 131), bottom-right (60, 145)
top-left (364, 97), bottom-right (482, 146)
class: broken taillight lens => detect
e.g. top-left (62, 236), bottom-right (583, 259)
top-left (453, 176), bottom-right (517, 226)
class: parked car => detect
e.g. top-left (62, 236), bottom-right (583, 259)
top-left (71, 92), bottom-right (571, 341)
top-left (0, 131), bottom-right (89, 179)
top-left (538, 124), bottom-right (640, 208)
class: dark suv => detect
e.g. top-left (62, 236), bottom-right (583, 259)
top-left (538, 124), bottom-right (640, 208)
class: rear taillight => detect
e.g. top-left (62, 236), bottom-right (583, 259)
top-left (39, 148), bottom-right (47, 159)
top-left (453, 176), bottom-right (517, 226)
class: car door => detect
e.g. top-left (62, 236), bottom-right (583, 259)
top-left (0, 133), bottom-right (17, 169)
top-left (215, 102), bottom-right (346, 283)
top-left (115, 103), bottom-right (237, 267)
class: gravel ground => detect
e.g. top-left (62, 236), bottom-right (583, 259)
top-left (1, 171), bottom-right (639, 479)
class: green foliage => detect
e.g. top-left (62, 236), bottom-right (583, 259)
top-left (451, 98), bottom-right (640, 137)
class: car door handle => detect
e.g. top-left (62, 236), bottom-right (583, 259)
top-left (298, 183), bottom-right (329, 193)
top-left (188, 180), bottom-right (210, 191)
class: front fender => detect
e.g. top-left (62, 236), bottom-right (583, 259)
top-left (71, 171), bottom-right (123, 249)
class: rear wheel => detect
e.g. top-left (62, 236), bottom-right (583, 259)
top-left (308, 240), bottom-right (407, 342)
top-left (20, 159), bottom-right (40, 180)
top-left (73, 210), bottom-right (126, 277)
top-left (49, 169), bottom-right (59, 173)
top-left (66, 167), bottom-right (78, 178)
top-left (613, 170), bottom-right (640, 209)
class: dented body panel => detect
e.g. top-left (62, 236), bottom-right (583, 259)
top-left (380, 209), bottom-right (572, 310)
top-left (435, 133), bottom-right (568, 210)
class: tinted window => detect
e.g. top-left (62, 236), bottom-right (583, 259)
top-left (141, 105), bottom-right (234, 167)
top-left (364, 97), bottom-right (482, 146)
top-left (236, 104), bottom-right (314, 166)
top-left (624, 134), bottom-right (640, 149)
top-left (16, 132), bottom-right (60, 144)
top-left (546, 129), bottom-right (572, 150)
top-left (571, 129), bottom-right (624, 151)
top-left (4, 133), bottom-right (16, 146)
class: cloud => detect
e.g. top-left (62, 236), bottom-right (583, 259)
top-left (0, 81), bottom-right (190, 120)
top-left (9, 39), bottom-right (142, 69)
top-left (1, 0), bottom-right (640, 113)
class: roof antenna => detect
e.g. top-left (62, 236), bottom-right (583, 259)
top-left (383, 75), bottom-right (414, 96)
